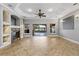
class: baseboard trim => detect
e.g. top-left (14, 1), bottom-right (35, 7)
top-left (59, 36), bottom-right (79, 45)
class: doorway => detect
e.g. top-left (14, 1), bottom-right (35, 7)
top-left (33, 24), bottom-right (47, 36)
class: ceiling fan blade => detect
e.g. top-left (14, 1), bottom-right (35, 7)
top-left (33, 13), bottom-right (38, 15)
top-left (33, 9), bottom-right (46, 18)
top-left (41, 13), bottom-right (45, 15)
top-left (42, 15), bottom-right (46, 17)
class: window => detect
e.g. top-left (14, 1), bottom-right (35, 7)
top-left (50, 24), bottom-right (55, 33)
top-left (24, 24), bottom-right (30, 33)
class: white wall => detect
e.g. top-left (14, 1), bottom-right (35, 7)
top-left (59, 10), bottom-right (79, 42)
top-left (23, 19), bottom-right (58, 36)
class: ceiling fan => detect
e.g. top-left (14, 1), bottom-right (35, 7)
top-left (35, 9), bottom-right (46, 18)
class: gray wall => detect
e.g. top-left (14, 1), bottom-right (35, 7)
top-left (59, 10), bottom-right (79, 42)
top-left (11, 15), bottom-right (20, 26)
top-left (63, 16), bottom-right (74, 30)
top-left (0, 5), bottom-right (3, 47)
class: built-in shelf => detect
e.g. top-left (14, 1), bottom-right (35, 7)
top-left (3, 26), bottom-right (10, 34)
top-left (3, 41), bottom-right (11, 47)
top-left (3, 34), bottom-right (10, 37)
top-left (0, 7), bottom-right (11, 48)
top-left (11, 15), bottom-right (21, 43)
top-left (3, 8), bottom-right (11, 47)
top-left (11, 26), bottom-right (20, 28)
top-left (3, 22), bottom-right (10, 25)
top-left (0, 6), bottom-right (21, 48)
top-left (3, 36), bottom-right (10, 42)
top-left (0, 41), bottom-right (11, 48)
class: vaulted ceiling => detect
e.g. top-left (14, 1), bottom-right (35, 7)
top-left (3, 3), bottom-right (79, 19)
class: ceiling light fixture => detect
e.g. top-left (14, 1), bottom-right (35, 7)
top-left (60, 19), bottom-right (64, 22)
top-left (48, 8), bottom-right (53, 12)
top-left (27, 8), bottom-right (32, 12)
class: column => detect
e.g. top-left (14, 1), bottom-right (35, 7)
top-left (20, 17), bottom-right (24, 39)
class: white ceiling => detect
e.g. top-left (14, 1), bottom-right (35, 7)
top-left (4, 3), bottom-right (79, 19)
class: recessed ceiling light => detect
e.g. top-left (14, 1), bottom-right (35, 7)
top-left (48, 8), bottom-right (53, 12)
top-left (60, 20), bottom-right (64, 22)
top-left (27, 8), bottom-right (32, 12)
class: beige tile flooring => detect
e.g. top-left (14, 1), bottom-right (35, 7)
top-left (0, 36), bottom-right (79, 56)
